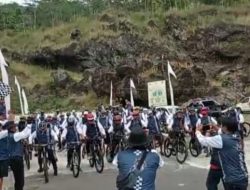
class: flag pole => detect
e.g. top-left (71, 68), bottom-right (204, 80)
top-left (110, 81), bottom-right (113, 106)
top-left (168, 61), bottom-right (175, 108)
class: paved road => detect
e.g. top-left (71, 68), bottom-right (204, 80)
top-left (5, 114), bottom-right (250, 190)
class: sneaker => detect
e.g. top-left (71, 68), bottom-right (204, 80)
top-left (37, 168), bottom-right (43, 173)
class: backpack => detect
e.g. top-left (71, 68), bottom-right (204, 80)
top-left (116, 151), bottom-right (148, 190)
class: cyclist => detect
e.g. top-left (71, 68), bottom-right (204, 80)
top-left (187, 107), bottom-right (198, 135)
top-left (61, 116), bottom-right (83, 169)
top-left (108, 114), bottom-right (126, 160)
top-left (168, 110), bottom-right (188, 132)
top-left (18, 116), bottom-right (26, 132)
top-left (3, 120), bottom-right (31, 190)
top-left (82, 113), bottom-right (106, 159)
top-left (196, 107), bottom-right (217, 157)
top-left (97, 110), bottom-right (111, 145)
top-left (196, 107), bottom-right (217, 135)
top-left (126, 109), bottom-right (143, 131)
top-left (29, 121), bottom-right (58, 176)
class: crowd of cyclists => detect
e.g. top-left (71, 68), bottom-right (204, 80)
top-left (0, 99), bottom-right (248, 190)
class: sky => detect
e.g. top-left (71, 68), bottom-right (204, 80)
top-left (0, 0), bottom-right (26, 5)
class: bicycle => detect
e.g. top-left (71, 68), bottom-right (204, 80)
top-left (33, 144), bottom-right (53, 183)
top-left (88, 136), bottom-right (104, 173)
top-left (22, 140), bottom-right (32, 170)
top-left (163, 130), bottom-right (188, 164)
top-left (106, 133), bottom-right (126, 163)
top-left (188, 129), bottom-right (202, 157)
top-left (67, 142), bottom-right (81, 178)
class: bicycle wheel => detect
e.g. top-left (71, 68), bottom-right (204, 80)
top-left (94, 147), bottom-right (104, 173)
top-left (163, 138), bottom-right (172, 158)
top-left (105, 145), bottom-right (113, 163)
top-left (43, 152), bottom-right (49, 183)
top-left (176, 140), bottom-right (188, 164)
top-left (24, 149), bottom-right (31, 170)
top-left (72, 151), bottom-right (80, 178)
top-left (189, 138), bottom-right (201, 158)
top-left (89, 146), bottom-right (95, 168)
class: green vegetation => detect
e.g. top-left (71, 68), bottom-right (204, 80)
top-left (1, 0), bottom-right (250, 112)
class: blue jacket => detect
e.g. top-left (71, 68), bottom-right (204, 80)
top-left (189, 114), bottom-right (198, 128)
top-left (147, 115), bottom-right (160, 135)
top-left (86, 122), bottom-right (99, 138)
top-left (0, 136), bottom-right (8, 160)
top-left (66, 126), bottom-right (79, 143)
top-left (219, 134), bottom-right (248, 183)
top-left (37, 129), bottom-right (53, 145)
top-left (99, 116), bottom-right (109, 130)
top-left (8, 133), bottom-right (23, 158)
top-left (172, 117), bottom-right (183, 131)
top-left (117, 149), bottom-right (160, 190)
top-left (130, 118), bottom-right (142, 130)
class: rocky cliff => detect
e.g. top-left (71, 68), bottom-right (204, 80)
top-left (2, 5), bottom-right (250, 111)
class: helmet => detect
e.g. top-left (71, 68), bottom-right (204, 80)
top-left (87, 113), bottom-right (95, 121)
top-left (68, 116), bottom-right (75, 125)
top-left (200, 107), bottom-right (209, 115)
top-left (113, 115), bottom-right (122, 125)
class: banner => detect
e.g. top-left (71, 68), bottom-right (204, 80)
top-left (0, 50), bottom-right (10, 116)
top-left (148, 80), bottom-right (167, 107)
top-left (21, 88), bottom-right (29, 115)
top-left (14, 76), bottom-right (24, 115)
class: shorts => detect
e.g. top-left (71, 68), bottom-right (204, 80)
top-left (0, 160), bottom-right (9, 178)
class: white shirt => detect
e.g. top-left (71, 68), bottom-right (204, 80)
top-left (196, 131), bottom-right (223, 149)
top-left (61, 124), bottom-right (83, 140)
top-left (196, 116), bottom-right (218, 127)
top-left (29, 129), bottom-right (58, 144)
top-left (0, 124), bottom-right (31, 142)
top-left (82, 123), bottom-right (106, 137)
top-left (168, 117), bottom-right (189, 131)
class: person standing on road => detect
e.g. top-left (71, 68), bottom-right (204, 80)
top-left (196, 117), bottom-right (248, 190)
top-left (6, 121), bottom-right (31, 190)
top-left (113, 126), bottom-right (164, 190)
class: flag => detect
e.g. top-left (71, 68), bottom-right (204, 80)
top-left (110, 81), bottom-right (113, 106)
top-left (15, 76), bottom-right (24, 115)
top-left (167, 61), bottom-right (176, 108)
top-left (0, 82), bottom-right (11, 97)
top-left (168, 61), bottom-right (177, 79)
top-left (21, 88), bottom-right (29, 115)
top-left (0, 50), bottom-right (10, 115)
top-left (130, 79), bottom-right (136, 89)
top-left (130, 79), bottom-right (135, 107)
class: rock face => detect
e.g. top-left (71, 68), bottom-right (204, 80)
top-left (7, 11), bottom-right (250, 108)
top-left (51, 69), bottom-right (73, 88)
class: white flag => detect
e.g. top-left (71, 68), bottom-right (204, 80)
top-left (168, 61), bottom-right (177, 79)
top-left (167, 61), bottom-right (176, 108)
top-left (130, 79), bottom-right (136, 89)
top-left (130, 79), bottom-right (135, 107)
top-left (110, 81), bottom-right (113, 106)
top-left (21, 88), bottom-right (29, 115)
top-left (0, 50), bottom-right (10, 115)
top-left (14, 76), bottom-right (24, 115)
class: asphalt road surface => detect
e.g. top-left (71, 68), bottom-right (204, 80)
top-left (4, 114), bottom-right (250, 190)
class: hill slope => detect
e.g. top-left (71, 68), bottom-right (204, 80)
top-left (1, 4), bottom-right (250, 112)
